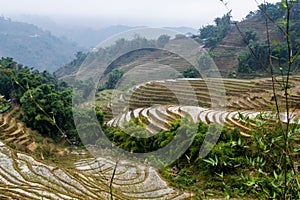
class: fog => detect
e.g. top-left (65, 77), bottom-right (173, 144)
top-left (0, 0), bottom-right (280, 28)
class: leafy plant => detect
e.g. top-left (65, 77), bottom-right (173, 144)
top-left (221, 0), bottom-right (300, 198)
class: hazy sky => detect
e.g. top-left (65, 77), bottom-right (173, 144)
top-left (0, 0), bottom-right (280, 28)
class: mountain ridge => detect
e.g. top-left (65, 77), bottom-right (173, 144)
top-left (0, 17), bottom-right (81, 72)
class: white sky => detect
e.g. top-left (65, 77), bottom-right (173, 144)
top-left (0, 0), bottom-right (280, 28)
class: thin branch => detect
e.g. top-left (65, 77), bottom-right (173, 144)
top-left (254, 0), bottom-right (286, 34)
top-left (263, 0), bottom-right (282, 126)
top-left (109, 159), bottom-right (119, 200)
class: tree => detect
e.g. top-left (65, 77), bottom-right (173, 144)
top-left (104, 69), bottom-right (124, 90)
top-left (20, 84), bottom-right (75, 140)
top-left (258, 2), bottom-right (285, 21)
top-left (183, 67), bottom-right (198, 78)
top-left (237, 42), bottom-right (269, 73)
top-left (199, 12), bottom-right (232, 47)
top-left (243, 30), bottom-right (257, 45)
top-left (156, 34), bottom-right (171, 48)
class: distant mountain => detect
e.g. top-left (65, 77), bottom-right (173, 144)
top-left (0, 17), bottom-right (81, 72)
top-left (63, 25), bottom-right (143, 48)
top-left (55, 2), bottom-right (300, 80)
top-left (14, 15), bottom-right (197, 49)
top-left (163, 27), bottom-right (198, 35)
top-left (12, 15), bottom-right (141, 48)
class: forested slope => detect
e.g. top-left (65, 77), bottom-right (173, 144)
top-left (0, 17), bottom-right (80, 72)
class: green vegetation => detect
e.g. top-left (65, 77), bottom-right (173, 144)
top-left (237, 2), bottom-right (300, 74)
top-left (103, 1), bottom-right (300, 198)
top-left (0, 94), bottom-right (10, 113)
top-left (197, 1), bottom-right (300, 198)
top-left (156, 34), bottom-right (171, 48)
top-left (182, 67), bottom-right (198, 78)
top-left (196, 1), bottom-right (300, 78)
top-left (99, 69), bottom-right (124, 91)
top-left (103, 114), bottom-right (300, 199)
top-left (1, 1), bottom-right (300, 199)
top-left (199, 12), bottom-right (232, 48)
top-left (0, 57), bottom-right (79, 143)
top-left (105, 118), bottom-right (193, 154)
top-left (161, 120), bottom-right (300, 199)
top-left (56, 36), bottom-right (202, 83)
top-left (237, 42), bottom-right (269, 73)
top-left (54, 51), bottom-right (88, 78)
top-left (20, 84), bottom-right (74, 139)
top-left (242, 30), bottom-right (257, 45)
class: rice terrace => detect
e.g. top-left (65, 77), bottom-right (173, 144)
top-left (0, 0), bottom-right (300, 199)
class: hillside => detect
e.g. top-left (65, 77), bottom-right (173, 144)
top-left (55, 35), bottom-right (205, 85)
top-left (0, 17), bottom-right (81, 72)
top-left (1, 1), bottom-right (300, 199)
top-left (13, 15), bottom-right (197, 49)
top-left (54, 5), bottom-right (299, 81)
top-left (208, 2), bottom-right (300, 78)
top-left (0, 107), bottom-right (192, 199)
top-left (0, 57), bottom-right (193, 199)
top-left (96, 74), bottom-right (300, 198)
top-left (105, 76), bottom-right (300, 133)
top-left (211, 15), bottom-right (283, 77)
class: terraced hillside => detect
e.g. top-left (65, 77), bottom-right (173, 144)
top-left (1, 75), bottom-right (299, 200)
top-left (108, 76), bottom-right (300, 113)
top-left (0, 107), bottom-right (37, 152)
top-left (100, 48), bottom-right (196, 84)
top-left (105, 76), bottom-right (300, 135)
top-left (59, 36), bottom-right (204, 85)
top-left (107, 104), bottom-right (300, 136)
top-left (107, 105), bottom-right (260, 136)
top-left (0, 108), bottom-right (193, 199)
top-left (211, 15), bottom-right (283, 77)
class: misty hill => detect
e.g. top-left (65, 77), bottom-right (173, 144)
top-left (46, 25), bottom-right (197, 48)
top-left (55, 13), bottom-right (276, 81)
top-left (54, 34), bottom-right (207, 86)
top-left (13, 15), bottom-right (137, 47)
top-left (14, 15), bottom-right (197, 48)
top-left (64, 25), bottom-right (143, 48)
top-left (0, 17), bottom-right (81, 72)
top-left (56, 2), bottom-right (300, 81)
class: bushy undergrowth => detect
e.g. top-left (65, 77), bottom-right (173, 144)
top-left (163, 120), bottom-right (300, 199)
top-left (104, 117), bottom-right (300, 199)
